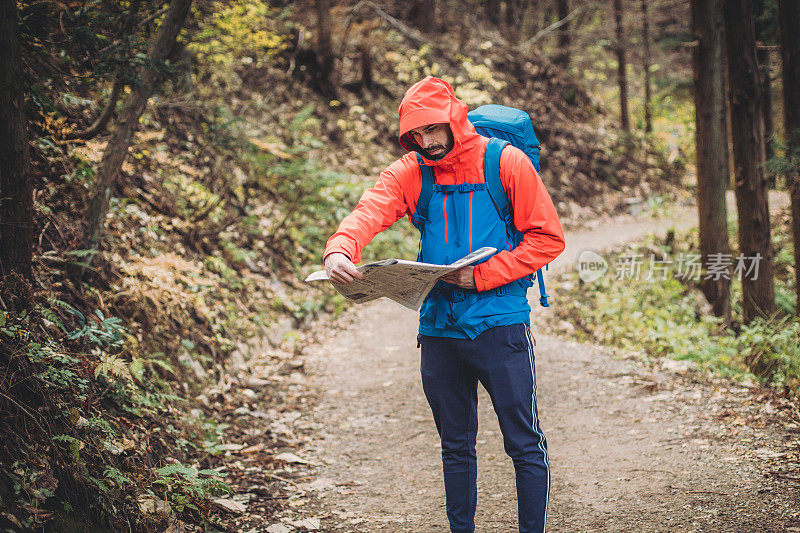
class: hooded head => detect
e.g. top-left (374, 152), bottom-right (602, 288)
top-left (398, 76), bottom-right (480, 165)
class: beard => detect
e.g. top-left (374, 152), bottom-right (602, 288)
top-left (423, 144), bottom-right (447, 159)
top-left (421, 129), bottom-right (455, 160)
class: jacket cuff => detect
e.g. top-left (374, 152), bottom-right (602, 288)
top-left (324, 239), bottom-right (359, 264)
top-left (473, 263), bottom-right (491, 292)
top-left (323, 250), bottom-right (351, 263)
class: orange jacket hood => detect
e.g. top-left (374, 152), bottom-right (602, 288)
top-left (398, 76), bottom-right (482, 167)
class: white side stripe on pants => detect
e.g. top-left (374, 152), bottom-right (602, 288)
top-left (525, 326), bottom-right (550, 533)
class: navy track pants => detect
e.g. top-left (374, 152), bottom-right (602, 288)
top-left (419, 324), bottom-right (550, 533)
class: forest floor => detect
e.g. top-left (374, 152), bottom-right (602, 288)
top-left (209, 192), bottom-right (800, 533)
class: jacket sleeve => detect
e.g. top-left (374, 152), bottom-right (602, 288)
top-left (323, 155), bottom-right (421, 264)
top-left (473, 146), bottom-right (565, 292)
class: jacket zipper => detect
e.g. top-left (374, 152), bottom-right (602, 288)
top-left (468, 190), bottom-right (473, 253)
top-left (442, 193), bottom-right (449, 243)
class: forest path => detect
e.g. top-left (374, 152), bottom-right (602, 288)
top-left (292, 192), bottom-right (798, 532)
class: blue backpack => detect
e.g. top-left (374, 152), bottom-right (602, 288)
top-left (415, 104), bottom-right (550, 307)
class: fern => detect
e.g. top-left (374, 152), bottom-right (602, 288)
top-left (94, 353), bottom-right (132, 381)
top-left (53, 434), bottom-right (84, 462)
top-left (103, 466), bottom-right (131, 487)
top-left (64, 249), bottom-right (97, 258)
top-left (129, 357), bottom-right (145, 382)
top-left (47, 296), bottom-right (75, 311)
top-left (36, 304), bottom-right (65, 332)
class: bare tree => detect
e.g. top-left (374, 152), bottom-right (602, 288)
top-left (83, 0), bottom-right (193, 267)
top-left (723, 0), bottom-right (775, 323)
top-left (0, 0), bottom-right (32, 280)
top-left (778, 0), bottom-right (800, 310)
top-left (315, 0), bottom-right (336, 97)
top-left (692, 0), bottom-right (731, 320)
top-left (555, 0), bottom-right (570, 67)
top-left (612, 0), bottom-right (630, 132)
top-left (641, 0), bottom-right (652, 133)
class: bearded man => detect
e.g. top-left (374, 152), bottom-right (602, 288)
top-left (324, 76), bottom-right (565, 533)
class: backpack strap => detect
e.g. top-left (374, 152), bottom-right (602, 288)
top-left (483, 138), bottom-right (514, 230)
top-left (537, 265), bottom-right (550, 307)
top-left (413, 153), bottom-right (435, 231)
top-left (484, 137), bottom-right (551, 307)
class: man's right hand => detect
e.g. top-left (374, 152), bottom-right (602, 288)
top-left (324, 253), bottom-right (364, 284)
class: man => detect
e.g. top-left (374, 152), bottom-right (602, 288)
top-left (324, 76), bottom-right (565, 533)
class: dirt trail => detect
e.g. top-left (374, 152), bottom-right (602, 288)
top-left (295, 193), bottom-right (799, 532)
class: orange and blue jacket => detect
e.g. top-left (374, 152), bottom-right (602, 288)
top-left (324, 77), bottom-right (565, 334)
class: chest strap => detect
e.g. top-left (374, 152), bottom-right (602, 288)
top-left (434, 183), bottom-right (488, 193)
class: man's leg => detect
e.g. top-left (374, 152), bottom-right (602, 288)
top-left (420, 334), bottom-right (479, 533)
top-left (464, 325), bottom-right (550, 533)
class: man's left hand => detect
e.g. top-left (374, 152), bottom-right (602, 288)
top-left (440, 266), bottom-right (476, 290)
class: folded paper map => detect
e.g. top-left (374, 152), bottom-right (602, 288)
top-left (305, 247), bottom-right (497, 311)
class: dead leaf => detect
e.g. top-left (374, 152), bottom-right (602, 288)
top-left (275, 452), bottom-right (310, 464)
top-left (242, 442), bottom-right (265, 453)
top-left (137, 495), bottom-right (172, 517)
top-left (211, 497), bottom-right (246, 515)
top-left (266, 524), bottom-right (293, 533)
top-left (249, 137), bottom-right (291, 159)
top-left (289, 517), bottom-right (321, 530)
top-left (1, 512), bottom-right (23, 528)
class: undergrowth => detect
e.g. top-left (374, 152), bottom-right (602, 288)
top-left (0, 275), bottom-right (233, 530)
top-left (549, 212), bottom-right (800, 395)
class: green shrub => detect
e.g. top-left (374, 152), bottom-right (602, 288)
top-left (739, 316), bottom-right (800, 390)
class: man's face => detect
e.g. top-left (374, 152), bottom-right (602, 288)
top-left (408, 123), bottom-right (454, 160)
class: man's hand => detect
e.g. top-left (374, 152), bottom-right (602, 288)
top-left (440, 266), bottom-right (476, 290)
top-left (324, 253), bottom-right (364, 284)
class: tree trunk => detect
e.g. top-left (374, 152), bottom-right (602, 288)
top-left (414, 0), bottom-right (435, 33)
top-left (358, 43), bottom-right (373, 90)
top-left (754, 0), bottom-right (775, 165)
top-left (692, 0), bottom-right (731, 321)
top-left (0, 1), bottom-right (32, 280)
top-left (64, 76), bottom-right (124, 141)
top-left (504, 0), bottom-right (531, 44)
top-left (83, 0), bottom-right (193, 264)
top-left (778, 0), bottom-right (800, 311)
top-left (485, 0), bottom-right (501, 26)
top-left (758, 48), bottom-right (775, 162)
top-left (641, 0), bottom-right (652, 134)
top-left (723, 0), bottom-right (775, 323)
top-left (612, 0), bottom-right (630, 132)
top-left (556, 0), bottom-right (570, 67)
top-left (315, 0), bottom-right (336, 97)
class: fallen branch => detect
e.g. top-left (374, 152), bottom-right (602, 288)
top-left (519, 7), bottom-right (582, 48)
top-left (669, 485), bottom-right (727, 495)
top-left (62, 77), bottom-right (125, 140)
top-left (264, 472), bottom-right (306, 492)
top-left (0, 391), bottom-right (50, 436)
top-left (627, 467), bottom-right (675, 475)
